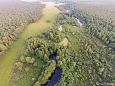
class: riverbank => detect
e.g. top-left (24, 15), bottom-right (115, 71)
top-left (0, 5), bottom-right (60, 86)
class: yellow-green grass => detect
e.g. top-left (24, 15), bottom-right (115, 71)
top-left (0, 5), bottom-right (60, 86)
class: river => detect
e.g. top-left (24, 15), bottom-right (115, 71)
top-left (76, 18), bottom-right (83, 27)
top-left (42, 67), bottom-right (61, 86)
top-left (0, 5), bottom-right (60, 86)
top-left (42, 54), bottom-right (61, 86)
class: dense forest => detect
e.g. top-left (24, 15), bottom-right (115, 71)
top-left (0, 1), bottom-right (44, 55)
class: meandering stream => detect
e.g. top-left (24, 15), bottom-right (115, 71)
top-left (42, 54), bottom-right (61, 86)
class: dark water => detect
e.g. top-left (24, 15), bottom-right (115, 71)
top-left (42, 54), bottom-right (61, 86)
top-left (42, 67), bottom-right (61, 86)
top-left (49, 54), bottom-right (57, 62)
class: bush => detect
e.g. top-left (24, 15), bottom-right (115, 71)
top-left (46, 20), bottom-right (51, 23)
top-left (25, 57), bottom-right (35, 64)
top-left (20, 56), bottom-right (26, 62)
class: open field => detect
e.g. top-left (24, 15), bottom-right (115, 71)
top-left (0, 5), bottom-right (60, 86)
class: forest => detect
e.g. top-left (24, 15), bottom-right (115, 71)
top-left (59, 2), bottom-right (115, 50)
top-left (0, 1), bottom-right (44, 55)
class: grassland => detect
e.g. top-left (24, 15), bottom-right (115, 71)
top-left (0, 5), bottom-right (60, 86)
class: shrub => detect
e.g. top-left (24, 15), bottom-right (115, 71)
top-left (20, 56), bottom-right (26, 62)
top-left (46, 20), bottom-right (51, 23)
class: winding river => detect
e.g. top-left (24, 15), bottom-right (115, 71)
top-left (42, 67), bottom-right (61, 86)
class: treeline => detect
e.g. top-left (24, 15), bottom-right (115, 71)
top-left (0, 1), bottom-right (44, 55)
top-left (34, 60), bottom-right (56, 86)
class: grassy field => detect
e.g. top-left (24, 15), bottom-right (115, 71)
top-left (0, 5), bottom-right (60, 86)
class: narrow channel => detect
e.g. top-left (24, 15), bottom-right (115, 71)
top-left (42, 53), bottom-right (62, 86)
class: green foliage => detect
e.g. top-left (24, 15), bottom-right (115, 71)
top-left (20, 56), bottom-right (26, 62)
top-left (25, 57), bottom-right (35, 64)
top-left (34, 81), bottom-right (41, 86)
top-left (30, 58), bottom-right (35, 64)
top-left (25, 57), bottom-right (32, 63)
top-left (46, 20), bottom-right (51, 23)
top-left (47, 28), bottom-right (64, 43)
top-left (59, 25), bottom-right (114, 86)
top-left (25, 67), bottom-right (30, 72)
